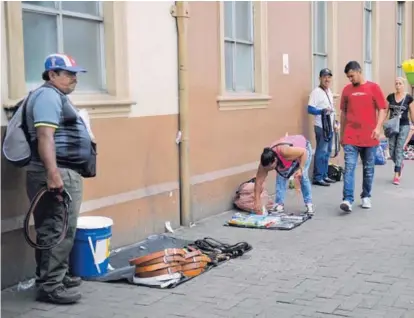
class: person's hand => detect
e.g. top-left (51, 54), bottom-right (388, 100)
top-left (334, 120), bottom-right (340, 132)
top-left (293, 167), bottom-right (303, 180)
top-left (253, 201), bottom-right (262, 215)
top-left (371, 127), bottom-right (381, 140)
top-left (47, 169), bottom-right (63, 193)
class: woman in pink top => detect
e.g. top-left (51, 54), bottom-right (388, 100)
top-left (254, 135), bottom-right (314, 215)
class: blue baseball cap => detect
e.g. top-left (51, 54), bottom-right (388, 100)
top-left (44, 54), bottom-right (87, 73)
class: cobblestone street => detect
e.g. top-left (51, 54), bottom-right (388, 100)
top-left (2, 162), bottom-right (414, 318)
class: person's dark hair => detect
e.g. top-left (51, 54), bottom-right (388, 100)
top-left (42, 69), bottom-right (62, 81)
top-left (260, 147), bottom-right (276, 167)
top-left (344, 61), bottom-right (361, 74)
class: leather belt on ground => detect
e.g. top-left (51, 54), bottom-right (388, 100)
top-left (129, 248), bottom-right (211, 279)
top-left (129, 248), bottom-right (186, 266)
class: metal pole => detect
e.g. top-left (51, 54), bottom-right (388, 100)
top-left (172, 2), bottom-right (192, 226)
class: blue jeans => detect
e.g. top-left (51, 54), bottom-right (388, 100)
top-left (275, 141), bottom-right (313, 205)
top-left (313, 126), bottom-right (333, 181)
top-left (342, 145), bottom-right (376, 204)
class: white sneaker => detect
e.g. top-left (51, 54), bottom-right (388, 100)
top-left (271, 204), bottom-right (285, 213)
top-left (361, 197), bottom-right (371, 209)
top-left (305, 203), bottom-right (314, 215)
top-left (340, 200), bottom-right (352, 212)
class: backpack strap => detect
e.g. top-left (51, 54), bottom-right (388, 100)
top-left (20, 92), bottom-right (34, 143)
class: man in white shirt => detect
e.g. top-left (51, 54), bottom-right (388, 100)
top-left (307, 68), bottom-right (336, 186)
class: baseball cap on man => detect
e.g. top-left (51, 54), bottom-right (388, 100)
top-left (319, 68), bottom-right (333, 77)
top-left (44, 54), bottom-right (87, 73)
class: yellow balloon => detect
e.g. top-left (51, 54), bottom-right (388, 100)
top-left (402, 59), bottom-right (414, 73)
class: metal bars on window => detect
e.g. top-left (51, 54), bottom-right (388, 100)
top-left (224, 1), bottom-right (255, 92)
top-left (21, 1), bottom-right (106, 92)
top-left (363, 1), bottom-right (373, 80)
top-left (312, 1), bottom-right (328, 86)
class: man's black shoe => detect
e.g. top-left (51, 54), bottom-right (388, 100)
top-left (313, 180), bottom-right (330, 186)
top-left (63, 276), bottom-right (82, 288)
top-left (324, 177), bottom-right (336, 183)
top-left (36, 285), bottom-right (82, 304)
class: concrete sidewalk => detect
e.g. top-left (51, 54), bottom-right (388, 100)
top-left (2, 161), bottom-right (414, 318)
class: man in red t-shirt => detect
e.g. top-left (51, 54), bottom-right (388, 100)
top-left (339, 61), bottom-right (387, 212)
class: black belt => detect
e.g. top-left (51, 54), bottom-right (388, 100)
top-left (24, 188), bottom-right (72, 250)
top-left (321, 109), bottom-right (333, 142)
top-left (330, 130), bottom-right (341, 158)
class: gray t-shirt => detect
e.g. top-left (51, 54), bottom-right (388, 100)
top-left (26, 85), bottom-right (91, 172)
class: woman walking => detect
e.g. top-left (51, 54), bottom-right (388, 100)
top-left (386, 77), bottom-right (414, 185)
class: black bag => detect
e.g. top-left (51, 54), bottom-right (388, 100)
top-left (328, 164), bottom-right (343, 182)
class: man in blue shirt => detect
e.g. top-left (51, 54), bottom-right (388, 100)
top-left (25, 54), bottom-right (87, 304)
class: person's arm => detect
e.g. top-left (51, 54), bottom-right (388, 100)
top-left (339, 90), bottom-right (347, 142)
top-left (373, 84), bottom-right (388, 128)
top-left (254, 165), bottom-right (268, 207)
top-left (385, 94), bottom-right (392, 119)
top-left (405, 100), bottom-right (414, 149)
top-left (308, 105), bottom-right (323, 115)
top-left (404, 127), bottom-right (414, 149)
top-left (307, 90), bottom-right (322, 116)
top-left (32, 89), bottom-right (63, 189)
top-left (37, 127), bottom-right (58, 173)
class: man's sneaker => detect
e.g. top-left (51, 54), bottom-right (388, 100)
top-left (361, 197), bottom-right (371, 209)
top-left (340, 200), bottom-right (352, 212)
top-left (271, 204), bottom-right (285, 213)
top-left (36, 285), bottom-right (82, 304)
top-left (324, 177), bottom-right (336, 184)
top-left (63, 276), bottom-right (82, 288)
top-left (305, 203), bottom-right (314, 215)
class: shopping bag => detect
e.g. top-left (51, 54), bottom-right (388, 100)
top-left (375, 145), bottom-right (386, 165)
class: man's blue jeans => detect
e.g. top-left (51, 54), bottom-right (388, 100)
top-left (275, 141), bottom-right (313, 205)
top-left (342, 145), bottom-right (376, 204)
top-left (313, 126), bottom-right (333, 182)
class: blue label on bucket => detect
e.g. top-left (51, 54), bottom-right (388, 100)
top-left (91, 238), bottom-right (110, 266)
top-left (69, 216), bottom-right (113, 278)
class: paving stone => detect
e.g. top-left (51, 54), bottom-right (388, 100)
top-left (3, 164), bottom-right (414, 318)
top-left (402, 311), bottom-right (414, 318)
top-left (338, 294), bottom-right (362, 311)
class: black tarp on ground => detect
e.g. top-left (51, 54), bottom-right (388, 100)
top-left (85, 234), bottom-right (194, 286)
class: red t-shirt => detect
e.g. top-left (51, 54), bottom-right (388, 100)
top-left (340, 81), bottom-right (387, 147)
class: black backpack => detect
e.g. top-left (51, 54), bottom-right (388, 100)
top-left (328, 164), bottom-right (343, 182)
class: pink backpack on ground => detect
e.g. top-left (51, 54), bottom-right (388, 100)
top-left (233, 178), bottom-right (273, 213)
